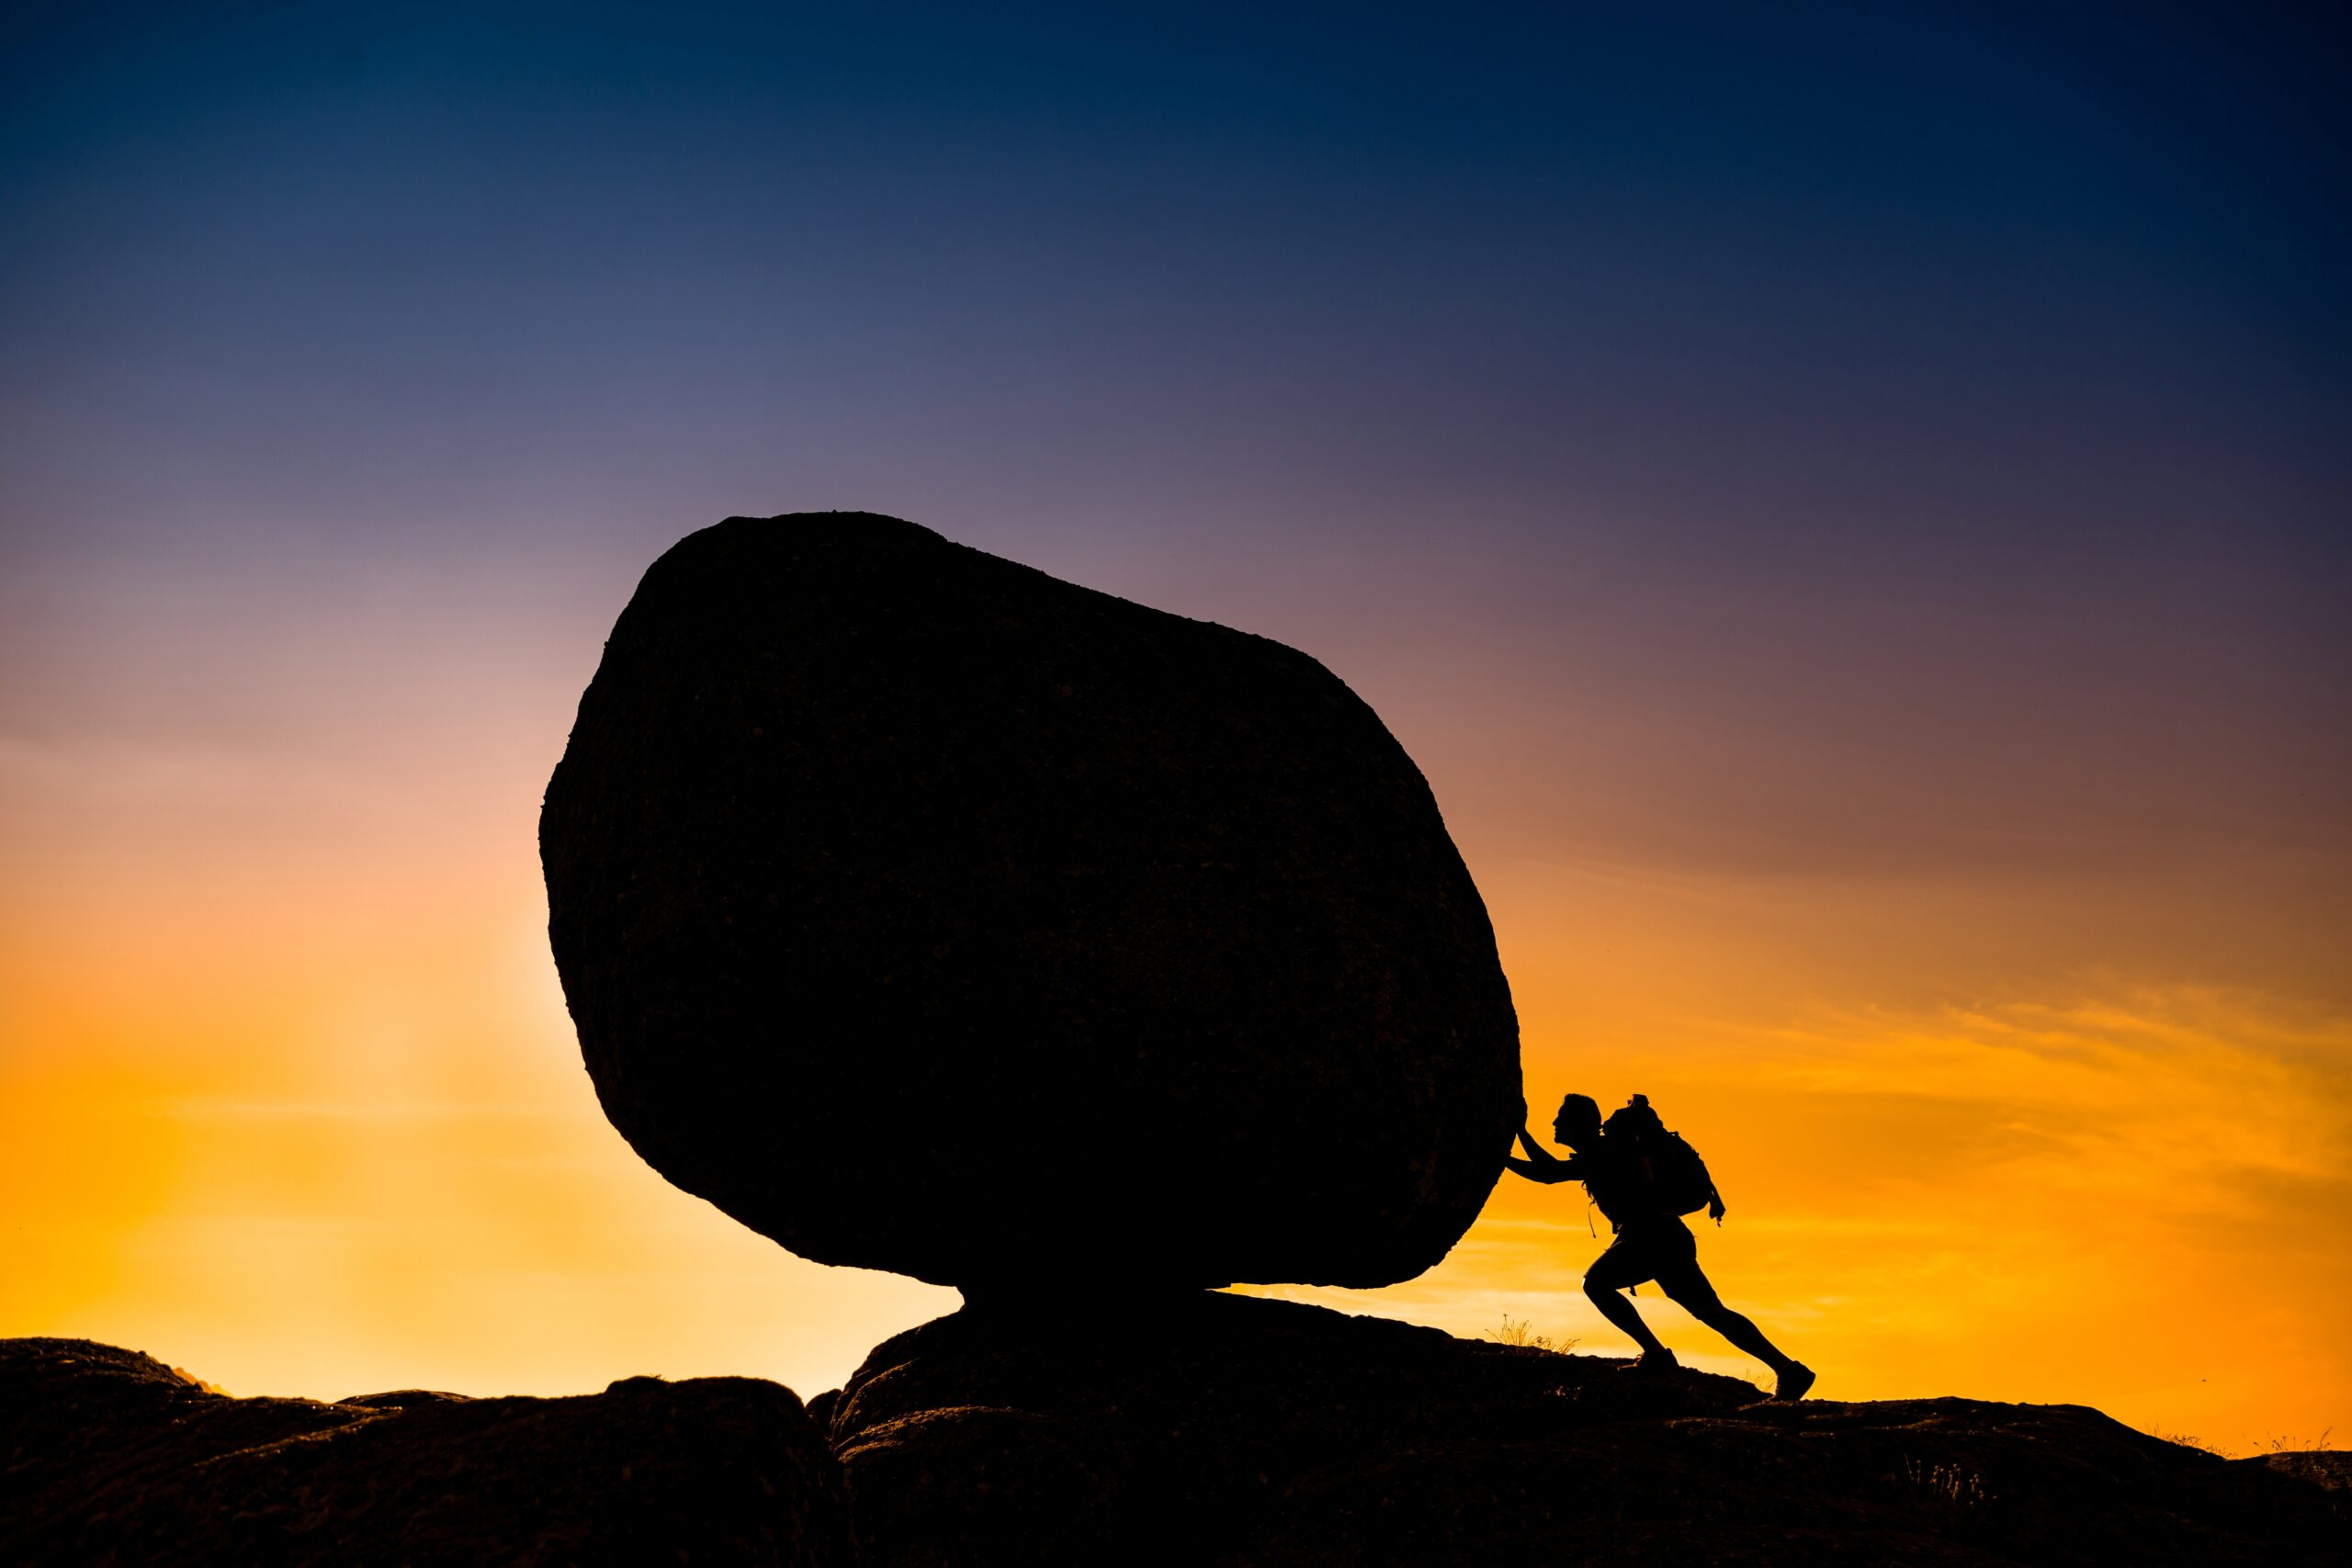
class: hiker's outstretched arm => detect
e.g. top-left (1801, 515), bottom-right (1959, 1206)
top-left (1503, 1127), bottom-right (1578, 1184)
top-left (1502, 1124), bottom-right (1549, 1180)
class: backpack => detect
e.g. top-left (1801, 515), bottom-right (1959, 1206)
top-left (1598, 1095), bottom-right (1724, 1223)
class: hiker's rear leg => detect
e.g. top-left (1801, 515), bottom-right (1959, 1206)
top-left (1656, 1264), bottom-right (1794, 1371)
top-left (1582, 1275), bottom-right (1668, 1358)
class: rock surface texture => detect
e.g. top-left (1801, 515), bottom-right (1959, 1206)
top-left (541, 513), bottom-right (1521, 1292)
top-left (827, 1294), bottom-right (2350, 1568)
top-left (17, 1326), bottom-right (2340, 1566)
top-left (0, 1338), bottom-right (854, 1567)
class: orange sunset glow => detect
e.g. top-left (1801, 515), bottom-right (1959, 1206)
top-left (5, 0), bottom-right (2346, 1477)
top-left (5, 533), bottom-right (2344, 1457)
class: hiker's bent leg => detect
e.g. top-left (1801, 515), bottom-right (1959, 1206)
top-left (1583, 1275), bottom-right (1667, 1356)
top-left (1655, 1262), bottom-right (1793, 1371)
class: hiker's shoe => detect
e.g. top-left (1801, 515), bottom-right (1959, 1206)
top-left (1619, 1349), bottom-right (1681, 1375)
top-left (1774, 1361), bottom-right (1816, 1401)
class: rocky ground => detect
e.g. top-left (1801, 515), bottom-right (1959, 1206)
top-left (0, 1337), bottom-right (853, 1566)
top-left (9, 1299), bottom-right (2345, 1566)
top-left (826, 1292), bottom-right (2348, 1567)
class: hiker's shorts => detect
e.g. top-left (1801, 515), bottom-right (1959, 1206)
top-left (1585, 1216), bottom-right (1702, 1294)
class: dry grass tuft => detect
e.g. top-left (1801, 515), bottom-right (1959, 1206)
top-left (1488, 1315), bottom-right (1576, 1353)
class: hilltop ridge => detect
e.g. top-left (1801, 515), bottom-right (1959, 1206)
top-left (7, 1303), bottom-right (2345, 1566)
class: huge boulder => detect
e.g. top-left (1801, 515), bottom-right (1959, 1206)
top-left (541, 513), bottom-right (1521, 1292)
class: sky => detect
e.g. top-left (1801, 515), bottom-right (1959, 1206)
top-left (2, 1), bottom-right (2346, 1453)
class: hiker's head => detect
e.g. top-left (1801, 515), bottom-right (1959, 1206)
top-left (1551, 1093), bottom-right (1602, 1148)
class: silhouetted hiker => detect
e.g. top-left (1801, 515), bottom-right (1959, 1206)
top-left (1506, 1092), bottom-right (1815, 1399)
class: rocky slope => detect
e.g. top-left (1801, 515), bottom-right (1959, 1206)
top-left (7, 1311), bottom-right (2344, 1566)
top-left (825, 1293), bottom-right (2347, 1567)
top-left (0, 1338), bottom-right (854, 1566)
